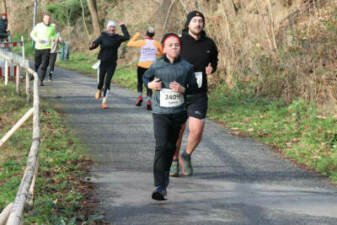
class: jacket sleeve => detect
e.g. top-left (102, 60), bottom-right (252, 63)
top-left (143, 65), bottom-right (155, 88)
top-left (186, 66), bottom-right (197, 93)
top-left (30, 24), bottom-right (39, 42)
top-left (209, 39), bottom-right (218, 73)
top-left (127, 33), bottom-right (145, 47)
top-left (119, 24), bottom-right (130, 42)
top-left (155, 41), bottom-right (163, 56)
top-left (89, 35), bottom-right (102, 50)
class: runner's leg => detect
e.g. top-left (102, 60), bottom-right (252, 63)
top-left (40, 49), bottom-right (50, 82)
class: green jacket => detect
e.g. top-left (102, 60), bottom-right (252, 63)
top-left (30, 23), bottom-right (56, 50)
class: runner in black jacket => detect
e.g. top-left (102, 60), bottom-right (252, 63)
top-left (170, 10), bottom-right (219, 177)
top-left (89, 20), bottom-right (130, 109)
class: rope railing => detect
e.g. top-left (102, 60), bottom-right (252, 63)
top-left (0, 44), bottom-right (40, 225)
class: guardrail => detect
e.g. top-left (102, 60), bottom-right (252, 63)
top-left (0, 46), bottom-right (40, 225)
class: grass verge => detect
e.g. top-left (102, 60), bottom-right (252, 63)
top-left (0, 83), bottom-right (105, 224)
top-left (208, 84), bottom-right (337, 182)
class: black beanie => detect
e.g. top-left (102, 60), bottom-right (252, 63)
top-left (161, 33), bottom-right (181, 48)
top-left (184, 10), bottom-right (205, 30)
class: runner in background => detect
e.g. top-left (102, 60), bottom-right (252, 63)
top-left (127, 26), bottom-right (163, 110)
top-left (170, 10), bottom-right (219, 177)
top-left (89, 20), bottom-right (130, 109)
top-left (48, 23), bottom-right (64, 80)
top-left (30, 13), bottom-right (56, 86)
top-left (0, 13), bottom-right (10, 42)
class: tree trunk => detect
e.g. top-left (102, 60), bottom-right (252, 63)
top-left (1, 0), bottom-right (7, 14)
top-left (87, 0), bottom-right (100, 36)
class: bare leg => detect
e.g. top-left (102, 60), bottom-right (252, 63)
top-left (173, 123), bottom-right (186, 160)
top-left (185, 117), bottom-right (204, 155)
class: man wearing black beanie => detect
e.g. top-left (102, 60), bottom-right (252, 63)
top-left (170, 10), bottom-right (219, 177)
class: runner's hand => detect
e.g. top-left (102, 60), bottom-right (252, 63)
top-left (119, 21), bottom-right (125, 26)
top-left (170, 81), bottom-right (185, 93)
top-left (206, 63), bottom-right (213, 76)
top-left (149, 78), bottom-right (162, 90)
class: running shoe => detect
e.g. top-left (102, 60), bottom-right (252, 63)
top-left (40, 81), bottom-right (44, 86)
top-left (179, 152), bottom-right (193, 176)
top-left (151, 186), bottom-right (167, 201)
top-left (49, 73), bottom-right (53, 81)
top-left (95, 90), bottom-right (101, 100)
top-left (169, 159), bottom-right (179, 177)
top-left (101, 102), bottom-right (108, 109)
top-left (136, 96), bottom-right (143, 106)
top-left (146, 100), bottom-right (152, 111)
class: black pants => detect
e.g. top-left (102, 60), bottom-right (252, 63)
top-left (34, 49), bottom-right (50, 81)
top-left (152, 112), bottom-right (187, 187)
top-left (98, 62), bottom-right (117, 97)
top-left (137, 66), bottom-right (152, 97)
top-left (48, 52), bottom-right (57, 74)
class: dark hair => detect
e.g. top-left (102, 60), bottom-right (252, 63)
top-left (146, 31), bottom-right (155, 37)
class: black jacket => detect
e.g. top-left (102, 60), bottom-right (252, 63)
top-left (89, 25), bottom-right (130, 64)
top-left (0, 18), bottom-right (8, 34)
top-left (181, 30), bottom-right (218, 95)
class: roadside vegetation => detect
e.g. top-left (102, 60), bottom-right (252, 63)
top-left (0, 83), bottom-right (105, 224)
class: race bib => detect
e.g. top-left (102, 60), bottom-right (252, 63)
top-left (160, 88), bottom-right (184, 107)
top-left (40, 39), bottom-right (49, 45)
top-left (195, 72), bottom-right (203, 88)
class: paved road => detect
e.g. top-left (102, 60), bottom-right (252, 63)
top-left (40, 66), bottom-right (337, 225)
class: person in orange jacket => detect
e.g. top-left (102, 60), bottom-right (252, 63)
top-left (127, 26), bottom-right (163, 110)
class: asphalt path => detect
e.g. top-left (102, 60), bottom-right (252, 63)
top-left (40, 66), bottom-right (337, 225)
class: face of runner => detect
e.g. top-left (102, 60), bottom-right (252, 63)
top-left (1, 15), bottom-right (6, 20)
top-left (108, 25), bottom-right (116, 34)
top-left (188, 16), bottom-right (204, 35)
top-left (43, 15), bottom-right (51, 25)
top-left (163, 37), bottom-right (181, 60)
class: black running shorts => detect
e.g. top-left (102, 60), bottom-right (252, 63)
top-left (186, 94), bottom-right (208, 120)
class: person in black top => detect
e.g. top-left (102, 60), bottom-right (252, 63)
top-left (0, 13), bottom-right (9, 42)
top-left (170, 10), bottom-right (219, 177)
top-left (89, 20), bottom-right (130, 109)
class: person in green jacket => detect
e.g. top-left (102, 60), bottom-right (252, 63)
top-left (30, 13), bottom-right (56, 86)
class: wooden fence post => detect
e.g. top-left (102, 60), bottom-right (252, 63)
top-left (25, 72), bottom-right (30, 102)
top-left (16, 66), bottom-right (20, 94)
top-left (4, 60), bottom-right (8, 86)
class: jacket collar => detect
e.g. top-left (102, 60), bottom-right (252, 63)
top-left (163, 54), bottom-right (181, 64)
top-left (182, 29), bottom-right (207, 41)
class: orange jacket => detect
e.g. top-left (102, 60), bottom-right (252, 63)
top-left (127, 33), bottom-right (163, 68)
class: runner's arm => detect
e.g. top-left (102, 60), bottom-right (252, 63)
top-left (89, 35), bottom-right (102, 50)
top-left (154, 41), bottom-right (163, 56)
top-left (119, 24), bottom-right (130, 42)
top-left (30, 25), bottom-right (39, 42)
top-left (143, 66), bottom-right (155, 89)
top-left (127, 33), bottom-right (145, 47)
top-left (209, 40), bottom-right (219, 73)
top-left (186, 67), bottom-right (198, 93)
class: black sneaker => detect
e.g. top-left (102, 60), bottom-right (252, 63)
top-left (152, 186), bottom-right (167, 201)
top-left (40, 81), bottom-right (44, 86)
